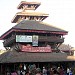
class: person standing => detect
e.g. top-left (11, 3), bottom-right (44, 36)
top-left (42, 67), bottom-right (47, 75)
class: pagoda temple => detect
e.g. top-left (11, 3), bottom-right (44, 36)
top-left (0, 1), bottom-right (67, 52)
top-left (0, 1), bottom-right (75, 75)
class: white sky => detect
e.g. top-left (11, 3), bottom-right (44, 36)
top-left (0, 0), bottom-right (75, 49)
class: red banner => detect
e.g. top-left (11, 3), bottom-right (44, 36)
top-left (21, 45), bottom-right (52, 52)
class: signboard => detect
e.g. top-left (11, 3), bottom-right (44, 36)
top-left (21, 45), bottom-right (52, 52)
top-left (32, 35), bottom-right (38, 46)
top-left (16, 35), bottom-right (32, 42)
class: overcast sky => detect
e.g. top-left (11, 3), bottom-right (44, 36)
top-left (0, 0), bottom-right (75, 49)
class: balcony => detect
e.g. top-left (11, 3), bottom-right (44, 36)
top-left (38, 36), bottom-right (64, 43)
top-left (3, 35), bottom-right (64, 47)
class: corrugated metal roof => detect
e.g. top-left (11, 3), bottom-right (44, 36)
top-left (0, 50), bottom-right (74, 63)
top-left (13, 20), bottom-right (68, 32)
top-left (0, 20), bottom-right (68, 40)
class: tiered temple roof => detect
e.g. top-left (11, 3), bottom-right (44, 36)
top-left (17, 1), bottom-right (41, 10)
top-left (0, 20), bottom-right (68, 40)
top-left (11, 12), bottom-right (49, 23)
top-left (0, 1), bottom-right (71, 64)
top-left (0, 50), bottom-right (72, 63)
top-left (11, 1), bottom-right (49, 23)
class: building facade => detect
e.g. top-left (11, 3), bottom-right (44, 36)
top-left (0, 1), bottom-right (75, 75)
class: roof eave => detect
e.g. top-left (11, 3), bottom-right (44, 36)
top-left (11, 14), bottom-right (49, 23)
top-left (0, 29), bottom-right (14, 40)
top-left (17, 1), bottom-right (41, 9)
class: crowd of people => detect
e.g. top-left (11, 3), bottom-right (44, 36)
top-left (6, 65), bottom-right (74, 75)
